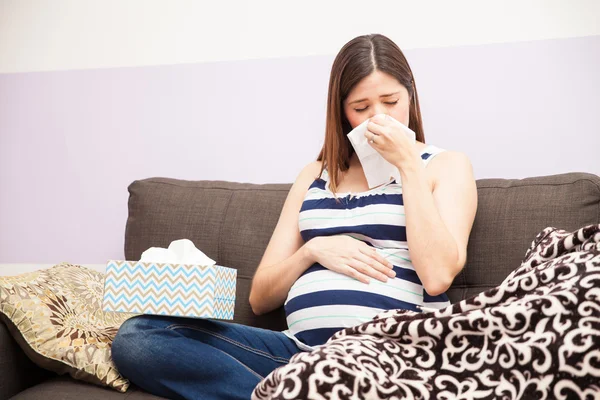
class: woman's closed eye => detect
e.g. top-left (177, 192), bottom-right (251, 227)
top-left (355, 101), bottom-right (398, 112)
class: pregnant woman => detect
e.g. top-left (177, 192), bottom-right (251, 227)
top-left (111, 33), bottom-right (478, 400)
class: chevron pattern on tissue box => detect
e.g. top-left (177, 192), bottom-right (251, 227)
top-left (102, 261), bottom-right (236, 320)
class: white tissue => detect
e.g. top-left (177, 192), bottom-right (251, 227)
top-left (346, 113), bottom-right (416, 189)
top-left (140, 239), bottom-right (216, 266)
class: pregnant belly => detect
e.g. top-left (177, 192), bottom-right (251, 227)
top-left (284, 264), bottom-right (425, 346)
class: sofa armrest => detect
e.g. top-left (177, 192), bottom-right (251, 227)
top-left (0, 319), bottom-right (53, 400)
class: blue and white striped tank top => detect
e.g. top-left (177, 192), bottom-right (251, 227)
top-left (282, 144), bottom-right (452, 350)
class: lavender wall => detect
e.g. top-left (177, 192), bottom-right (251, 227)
top-left (1, 35), bottom-right (599, 264)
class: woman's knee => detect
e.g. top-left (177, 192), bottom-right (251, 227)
top-left (111, 315), bottom-right (161, 377)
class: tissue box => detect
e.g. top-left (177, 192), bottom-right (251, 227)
top-left (102, 260), bottom-right (236, 320)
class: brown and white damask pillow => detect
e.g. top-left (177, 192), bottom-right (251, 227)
top-left (0, 262), bottom-right (137, 392)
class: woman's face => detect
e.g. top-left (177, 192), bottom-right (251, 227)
top-left (342, 70), bottom-right (411, 130)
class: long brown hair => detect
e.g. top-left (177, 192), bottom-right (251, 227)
top-left (316, 34), bottom-right (426, 198)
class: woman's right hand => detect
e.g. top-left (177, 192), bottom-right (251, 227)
top-left (306, 235), bottom-right (396, 284)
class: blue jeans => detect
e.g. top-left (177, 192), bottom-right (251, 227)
top-left (111, 314), bottom-right (304, 400)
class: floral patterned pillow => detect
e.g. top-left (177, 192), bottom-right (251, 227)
top-left (0, 262), bottom-right (137, 392)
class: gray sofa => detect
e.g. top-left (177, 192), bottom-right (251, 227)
top-left (2, 172), bottom-right (599, 399)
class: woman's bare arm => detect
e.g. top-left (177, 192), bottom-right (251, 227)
top-left (248, 161), bottom-right (322, 315)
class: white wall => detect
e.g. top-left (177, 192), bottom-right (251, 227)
top-left (1, 0), bottom-right (599, 73)
top-left (1, 1), bottom-right (599, 275)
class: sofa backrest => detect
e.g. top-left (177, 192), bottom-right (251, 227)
top-left (124, 172), bottom-right (600, 331)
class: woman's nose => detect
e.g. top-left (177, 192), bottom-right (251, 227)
top-left (369, 105), bottom-right (387, 119)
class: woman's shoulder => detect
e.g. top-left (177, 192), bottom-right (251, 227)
top-left (427, 146), bottom-right (470, 164)
top-left (301, 160), bottom-right (324, 179)
top-left (422, 145), bottom-right (474, 189)
top-left (291, 161), bottom-right (324, 189)
top-left (419, 143), bottom-right (470, 164)
top-left (417, 143), bottom-right (472, 183)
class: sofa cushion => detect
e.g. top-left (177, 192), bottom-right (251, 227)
top-left (447, 172), bottom-right (600, 303)
top-left (0, 321), bottom-right (54, 400)
top-left (125, 173), bottom-right (600, 329)
top-left (125, 179), bottom-right (291, 331)
top-left (10, 376), bottom-right (166, 400)
top-left (0, 263), bottom-right (137, 393)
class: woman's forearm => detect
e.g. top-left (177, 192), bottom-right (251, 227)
top-left (249, 242), bottom-right (316, 316)
top-left (398, 159), bottom-right (459, 296)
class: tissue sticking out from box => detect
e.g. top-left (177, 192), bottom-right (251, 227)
top-left (140, 239), bottom-right (216, 266)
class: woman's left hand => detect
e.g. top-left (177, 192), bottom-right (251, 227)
top-left (366, 114), bottom-right (420, 171)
